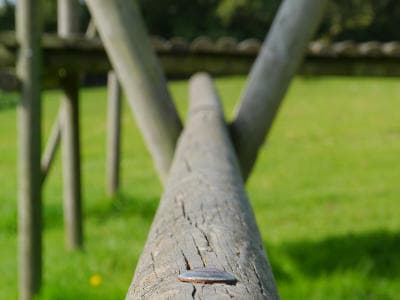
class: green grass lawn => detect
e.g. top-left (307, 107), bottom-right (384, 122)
top-left (1, 76), bottom-right (400, 299)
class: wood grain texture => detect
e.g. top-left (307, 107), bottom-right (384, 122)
top-left (86, 0), bottom-right (183, 182)
top-left (127, 73), bottom-right (279, 300)
top-left (230, 0), bottom-right (328, 180)
top-left (16, 0), bottom-right (42, 299)
top-left (58, 0), bottom-right (83, 250)
top-left (106, 71), bottom-right (122, 196)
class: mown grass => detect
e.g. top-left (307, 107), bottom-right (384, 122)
top-left (0, 76), bottom-right (399, 299)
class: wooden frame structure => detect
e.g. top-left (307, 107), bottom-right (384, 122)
top-left (13, 0), bottom-right (328, 299)
top-left (2, 35), bottom-right (400, 92)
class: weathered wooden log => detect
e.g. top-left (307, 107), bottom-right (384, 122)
top-left (331, 41), bottom-right (358, 57)
top-left (237, 38), bottom-right (261, 54)
top-left (58, 0), bottom-right (83, 250)
top-left (308, 40), bottom-right (334, 56)
top-left (86, 0), bottom-right (183, 183)
top-left (190, 36), bottom-right (214, 53)
top-left (359, 41), bottom-right (382, 57)
top-left (383, 42), bottom-right (400, 57)
top-left (106, 71), bottom-right (122, 197)
top-left (16, 1), bottom-right (43, 299)
top-left (215, 37), bottom-right (238, 53)
top-left (230, 0), bottom-right (328, 180)
top-left (127, 73), bottom-right (279, 299)
top-left (41, 111), bottom-right (62, 185)
top-left (169, 37), bottom-right (190, 52)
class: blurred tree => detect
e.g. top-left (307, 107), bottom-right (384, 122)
top-left (320, 0), bottom-right (400, 41)
top-left (0, 0), bottom-right (399, 41)
top-left (0, 0), bottom-right (90, 33)
top-left (215, 0), bottom-right (280, 39)
top-left (0, 0), bottom-right (14, 31)
top-left (138, 0), bottom-right (222, 39)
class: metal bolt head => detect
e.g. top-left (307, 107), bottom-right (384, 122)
top-left (178, 267), bottom-right (236, 284)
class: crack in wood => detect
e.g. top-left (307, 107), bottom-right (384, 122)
top-left (150, 252), bottom-right (159, 279)
top-left (252, 262), bottom-right (266, 296)
top-left (191, 285), bottom-right (197, 299)
top-left (192, 236), bottom-right (206, 267)
top-left (181, 250), bottom-right (191, 270)
top-left (184, 157), bottom-right (192, 173)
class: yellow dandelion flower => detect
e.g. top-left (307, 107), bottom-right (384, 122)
top-left (90, 274), bottom-right (102, 287)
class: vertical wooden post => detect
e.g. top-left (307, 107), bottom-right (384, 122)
top-left (106, 71), bottom-right (122, 197)
top-left (230, 0), bottom-right (328, 180)
top-left (16, 0), bottom-right (42, 299)
top-left (58, 0), bottom-right (83, 249)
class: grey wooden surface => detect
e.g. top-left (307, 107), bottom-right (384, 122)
top-left (106, 71), bottom-right (122, 196)
top-left (16, 0), bottom-right (43, 299)
top-left (60, 75), bottom-right (83, 249)
top-left (58, 0), bottom-right (83, 250)
top-left (127, 73), bottom-right (279, 299)
top-left (230, 0), bottom-right (328, 180)
top-left (86, 0), bottom-right (183, 183)
top-left (41, 111), bottom-right (62, 184)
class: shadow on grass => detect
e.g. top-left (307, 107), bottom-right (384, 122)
top-left (88, 193), bottom-right (159, 222)
top-left (267, 230), bottom-right (400, 281)
top-left (43, 193), bottom-right (159, 231)
top-left (0, 92), bottom-right (18, 111)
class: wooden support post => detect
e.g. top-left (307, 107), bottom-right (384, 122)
top-left (106, 71), bottom-right (122, 197)
top-left (86, 0), bottom-right (183, 183)
top-left (58, 0), bottom-right (83, 249)
top-left (230, 0), bottom-right (328, 180)
top-left (16, 1), bottom-right (43, 299)
top-left (40, 19), bottom-right (98, 186)
top-left (127, 73), bottom-right (279, 299)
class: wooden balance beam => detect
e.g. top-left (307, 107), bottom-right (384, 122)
top-left (126, 73), bottom-right (279, 299)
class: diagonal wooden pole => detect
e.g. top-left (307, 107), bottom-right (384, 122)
top-left (16, 0), bottom-right (43, 299)
top-left (230, 0), bottom-right (328, 180)
top-left (86, 0), bottom-right (183, 183)
top-left (41, 110), bottom-right (62, 185)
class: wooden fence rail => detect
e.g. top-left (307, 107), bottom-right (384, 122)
top-left (2, 33), bottom-right (400, 91)
top-left (127, 73), bottom-right (279, 299)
